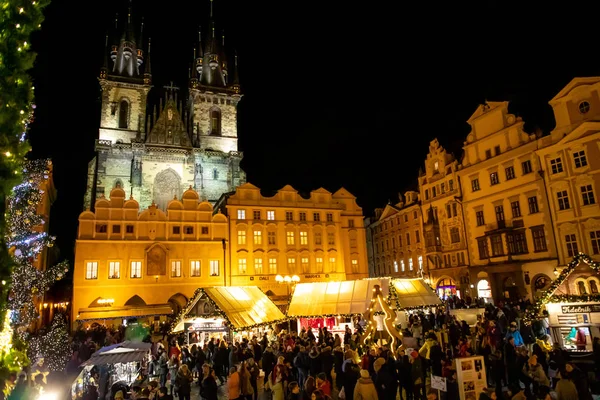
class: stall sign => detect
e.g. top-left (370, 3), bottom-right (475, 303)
top-left (561, 304), bottom-right (600, 314)
top-left (185, 322), bottom-right (225, 332)
top-left (431, 375), bottom-right (447, 392)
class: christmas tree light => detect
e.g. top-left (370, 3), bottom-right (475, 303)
top-left (28, 314), bottom-right (70, 372)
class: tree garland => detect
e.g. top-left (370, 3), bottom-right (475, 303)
top-left (523, 252), bottom-right (600, 324)
top-left (27, 313), bottom-right (70, 372)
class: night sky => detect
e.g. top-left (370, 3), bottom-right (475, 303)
top-left (26, 0), bottom-right (599, 274)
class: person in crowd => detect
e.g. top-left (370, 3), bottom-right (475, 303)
top-left (353, 369), bottom-right (377, 400)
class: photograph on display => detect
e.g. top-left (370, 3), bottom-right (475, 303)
top-left (465, 392), bottom-right (476, 400)
top-left (474, 359), bottom-right (482, 372)
top-left (461, 360), bottom-right (473, 371)
top-left (463, 381), bottom-right (475, 392)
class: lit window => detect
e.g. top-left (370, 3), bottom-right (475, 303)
top-left (237, 209), bottom-right (246, 220)
top-left (300, 231), bottom-right (308, 245)
top-left (351, 259), bottom-right (358, 273)
top-left (237, 230), bottom-right (247, 245)
top-left (393, 260), bottom-right (398, 273)
top-left (253, 230), bottom-right (263, 245)
top-left (86, 262), bottom-right (98, 280)
top-left (171, 261), bottom-right (181, 277)
top-left (301, 257), bottom-right (309, 273)
top-left (210, 260), bottom-right (220, 276)
top-left (287, 257), bottom-right (296, 273)
top-left (108, 261), bottom-right (120, 279)
top-left (268, 258), bottom-right (277, 274)
top-left (316, 257), bottom-right (323, 273)
top-left (329, 257), bottom-right (336, 272)
top-left (130, 261), bottom-right (142, 278)
top-left (255, 258), bottom-right (263, 274)
top-left (286, 232), bottom-right (295, 245)
top-left (418, 256), bottom-right (423, 270)
top-left (409, 258), bottom-right (413, 271)
top-left (400, 260), bottom-right (405, 272)
top-left (238, 258), bottom-right (247, 274)
top-left (267, 210), bottom-right (275, 220)
top-left (190, 260), bottom-right (201, 277)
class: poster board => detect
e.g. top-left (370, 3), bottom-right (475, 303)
top-left (455, 356), bottom-right (487, 400)
top-left (431, 375), bottom-right (447, 392)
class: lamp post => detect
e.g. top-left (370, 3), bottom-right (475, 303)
top-left (276, 274), bottom-right (300, 333)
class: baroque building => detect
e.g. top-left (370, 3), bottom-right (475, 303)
top-left (366, 191), bottom-right (426, 279)
top-left (457, 101), bottom-right (558, 302)
top-left (215, 183), bottom-right (370, 298)
top-left (537, 78), bottom-right (600, 272)
top-left (84, 3), bottom-right (245, 211)
top-left (418, 139), bottom-right (470, 299)
top-left (72, 186), bottom-right (229, 328)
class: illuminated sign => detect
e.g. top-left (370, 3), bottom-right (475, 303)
top-left (185, 321), bottom-right (226, 332)
top-left (561, 304), bottom-right (600, 314)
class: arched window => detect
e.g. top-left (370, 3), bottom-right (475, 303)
top-left (577, 281), bottom-right (587, 295)
top-left (118, 100), bottom-right (129, 129)
top-left (210, 108), bottom-right (221, 135)
top-left (589, 280), bottom-right (598, 294)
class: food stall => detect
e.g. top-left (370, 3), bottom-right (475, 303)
top-left (71, 341), bottom-right (152, 399)
top-left (525, 253), bottom-right (600, 354)
top-left (170, 286), bottom-right (287, 343)
top-left (287, 278), bottom-right (390, 340)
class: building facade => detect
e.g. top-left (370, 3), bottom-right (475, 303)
top-left (366, 191), bottom-right (426, 279)
top-left (457, 101), bottom-right (558, 302)
top-left (72, 186), bottom-right (229, 328)
top-left (418, 139), bottom-right (470, 299)
top-left (215, 183), bottom-right (370, 297)
top-left (537, 78), bottom-right (600, 270)
top-left (84, 5), bottom-right (245, 212)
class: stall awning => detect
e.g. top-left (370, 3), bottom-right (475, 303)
top-left (77, 304), bottom-right (173, 321)
top-left (391, 278), bottom-right (442, 308)
top-left (81, 341), bottom-right (151, 366)
top-left (204, 287), bottom-right (286, 330)
top-left (287, 279), bottom-right (389, 317)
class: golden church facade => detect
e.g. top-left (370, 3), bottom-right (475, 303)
top-left (215, 183), bottom-right (370, 296)
top-left (72, 186), bottom-right (229, 328)
top-left (537, 78), bottom-right (600, 271)
top-left (366, 191), bottom-right (426, 279)
top-left (457, 101), bottom-right (558, 302)
top-left (418, 140), bottom-right (470, 299)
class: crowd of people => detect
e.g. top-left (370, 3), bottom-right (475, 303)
top-left (11, 297), bottom-right (600, 400)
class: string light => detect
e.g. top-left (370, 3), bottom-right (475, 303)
top-left (523, 252), bottom-right (599, 324)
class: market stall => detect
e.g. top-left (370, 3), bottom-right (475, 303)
top-left (71, 341), bottom-right (152, 399)
top-left (170, 286), bottom-right (287, 343)
top-left (389, 278), bottom-right (443, 330)
top-left (287, 278), bottom-right (390, 339)
top-left (524, 253), bottom-right (600, 354)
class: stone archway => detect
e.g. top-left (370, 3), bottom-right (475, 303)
top-left (153, 168), bottom-right (181, 210)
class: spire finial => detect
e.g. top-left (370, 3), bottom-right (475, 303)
top-left (222, 29), bottom-right (225, 46)
top-left (210, 0), bottom-right (214, 18)
top-left (114, 12), bottom-right (118, 29)
top-left (128, 0), bottom-right (132, 23)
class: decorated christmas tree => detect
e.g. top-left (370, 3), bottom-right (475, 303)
top-left (0, 0), bottom-right (61, 393)
top-left (29, 313), bottom-right (70, 372)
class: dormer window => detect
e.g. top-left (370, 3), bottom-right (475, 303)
top-left (578, 101), bottom-right (590, 114)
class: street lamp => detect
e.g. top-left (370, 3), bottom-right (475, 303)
top-left (276, 275), bottom-right (300, 332)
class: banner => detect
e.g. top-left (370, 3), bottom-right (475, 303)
top-left (455, 355), bottom-right (487, 400)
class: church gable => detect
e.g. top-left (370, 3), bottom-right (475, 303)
top-left (147, 91), bottom-right (192, 147)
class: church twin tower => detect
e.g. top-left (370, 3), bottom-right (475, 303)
top-left (84, 0), bottom-right (245, 211)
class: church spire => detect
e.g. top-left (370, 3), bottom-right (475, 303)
top-left (144, 38), bottom-right (152, 85)
top-left (105, 0), bottom-right (145, 82)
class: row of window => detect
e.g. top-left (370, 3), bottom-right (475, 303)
top-left (550, 150), bottom-right (588, 175)
top-left (236, 209), bottom-right (341, 224)
top-left (471, 160), bottom-right (533, 192)
top-left (475, 196), bottom-right (539, 227)
top-left (575, 277), bottom-right (599, 295)
top-left (95, 224), bottom-right (212, 235)
top-left (565, 230), bottom-right (600, 257)
top-left (376, 255), bottom-right (423, 275)
top-left (424, 179), bottom-right (455, 200)
top-left (374, 211), bottom-right (419, 233)
top-left (237, 230), bottom-right (337, 247)
top-left (85, 260), bottom-right (221, 280)
top-left (377, 230), bottom-right (421, 252)
top-left (556, 184), bottom-right (596, 211)
top-left (477, 227), bottom-right (547, 259)
top-left (236, 256), bottom-right (356, 274)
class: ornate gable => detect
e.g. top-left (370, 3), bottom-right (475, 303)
top-left (147, 93), bottom-right (191, 147)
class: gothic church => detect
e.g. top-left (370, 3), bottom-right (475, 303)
top-left (84, 1), bottom-right (245, 211)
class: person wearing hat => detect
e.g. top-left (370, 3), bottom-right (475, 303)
top-left (523, 354), bottom-right (549, 393)
top-left (353, 369), bottom-right (377, 400)
top-left (506, 321), bottom-right (524, 347)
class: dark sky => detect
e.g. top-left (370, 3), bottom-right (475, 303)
top-left (27, 0), bottom-right (599, 269)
